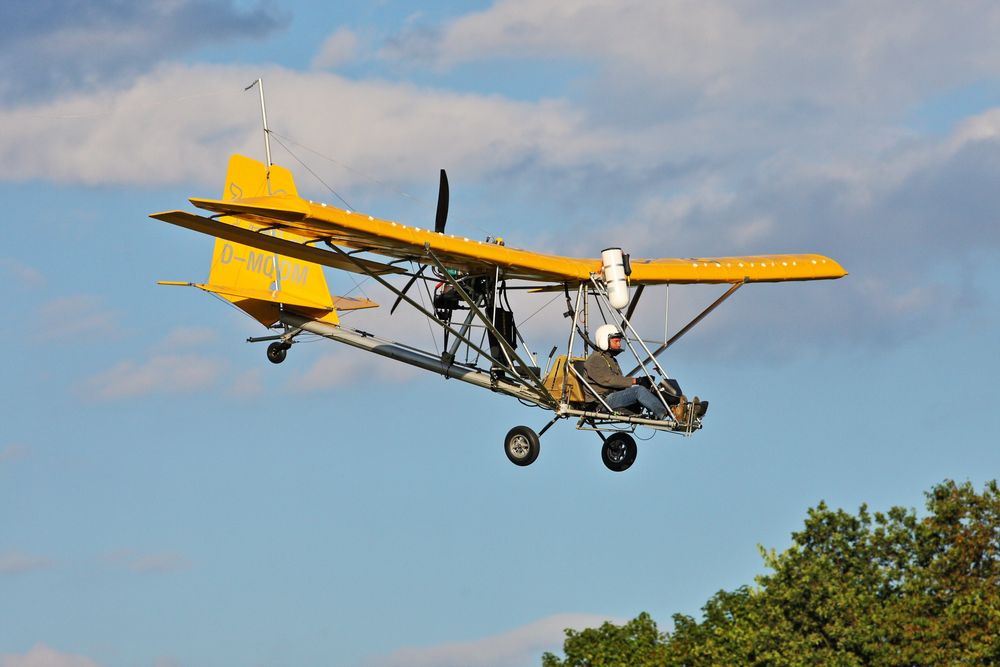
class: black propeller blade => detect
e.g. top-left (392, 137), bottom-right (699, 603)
top-left (390, 265), bottom-right (427, 315)
top-left (435, 169), bottom-right (449, 234)
top-left (392, 169), bottom-right (449, 314)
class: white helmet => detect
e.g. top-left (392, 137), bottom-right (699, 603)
top-left (595, 324), bottom-right (623, 351)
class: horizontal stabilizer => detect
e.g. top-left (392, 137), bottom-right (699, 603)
top-left (190, 195), bottom-right (310, 223)
top-left (150, 210), bottom-right (404, 276)
top-left (158, 281), bottom-right (378, 312)
top-left (158, 280), bottom-right (332, 310)
top-left (332, 295), bottom-right (380, 311)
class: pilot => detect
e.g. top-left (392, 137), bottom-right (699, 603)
top-left (583, 324), bottom-right (705, 422)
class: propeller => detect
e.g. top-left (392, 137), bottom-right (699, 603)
top-left (435, 169), bottom-right (449, 233)
top-left (391, 169), bottom-right (449, 314)
top-left (390, 267), bottom-right (427, 314)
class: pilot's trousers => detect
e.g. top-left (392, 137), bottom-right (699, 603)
top-left (604, 385), bottom-right (669, 418)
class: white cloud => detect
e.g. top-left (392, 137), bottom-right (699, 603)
top-left (0, 644), bottom-right (102, 667)
top-left (0, 550), bottom-right (53, 575)
top-left (31, 295), bottom-right (118, 342)
top-left (366, 613), bottom-right (621, 667)
top-left (0, 63), bottom-right (599, 189)
top-left (290, 348), bottom-right (420, 392)
top-left (2, 4), bottom-right (998, 359)
top-left (398, 0), bottom-right (1000, 115)
top-left (312, 28), bottom-right (360, 70)
top-left (79, 353), bottom-right (224, 401)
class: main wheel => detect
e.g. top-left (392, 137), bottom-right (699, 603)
top-left (601, 433), bottom-right (637, 472)
top-left (267, 342), bottom-right (289, 364)
top-left (504, 426), bottom-right (540, 467)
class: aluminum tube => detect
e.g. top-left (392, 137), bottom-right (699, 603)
top-left (279, 312), bottom-right (550, 405)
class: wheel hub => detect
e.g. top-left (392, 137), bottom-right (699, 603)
top-left (509, 435), bottom-right (530, 458)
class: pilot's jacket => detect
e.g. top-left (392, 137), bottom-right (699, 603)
top-left (583, 349), bottom-right (633, 396)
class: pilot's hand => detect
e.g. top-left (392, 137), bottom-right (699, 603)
top-left (635, 376), bottom-right (652, 388)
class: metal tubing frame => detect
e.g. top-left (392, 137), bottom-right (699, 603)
top-left (566, 407), bottom-right (700, 434)
top-left (558, 284), bottom-right (586, 405)
top-left (323, 242), bottom-right (509, 373)
top-left (626, 279), bottom-right (747, 376)
top-left (588, 276), bottom-right (676, 417)
top-left (423, 247), bottom-right (553, 402)
top-left (279, 312), bottom-right (553, 407)
top-left (324, 242), bottom-right (555, 407)
top-left (447, 307), bottom-right (478, 359)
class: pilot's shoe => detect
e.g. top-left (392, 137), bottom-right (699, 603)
top-left (695, 399), bottom-right (709, 417)
top-left (671, 401), bottom-right (687, 422)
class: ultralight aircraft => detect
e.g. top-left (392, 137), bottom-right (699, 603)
top-left (152, 87), bottom-right (846, 472)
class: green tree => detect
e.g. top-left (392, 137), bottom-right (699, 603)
top-left (542, 612), bottom-right (668, 667)
top-left (544, 480), bottom-right (1000, 666)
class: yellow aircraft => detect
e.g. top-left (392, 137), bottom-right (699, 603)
top-left (152, 153), bottom-right (846, 472)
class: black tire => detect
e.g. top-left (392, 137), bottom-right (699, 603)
top-left (504, 426), bottom-right (540, 466)
top-left (267, 342), bottom-right (289, 364)
top-left (601, 432), bottom-right (637, 472)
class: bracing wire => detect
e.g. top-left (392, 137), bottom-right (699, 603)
top-left (517, 292), bottom-right (563, 325)
top-left (268, 131), bottom-right (353, 210)
top-left (416, 271), bottom-right (440, 356)
top-left (268, 129), bottom-right (491, 238)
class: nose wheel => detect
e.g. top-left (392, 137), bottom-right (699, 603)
top-left (601, 433), bottom-right (637, 472)
top-left (504, 426), bottom-right (540, 466)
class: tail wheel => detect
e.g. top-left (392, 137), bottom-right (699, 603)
top-left (601, 433), bottom-right (637, 472)
top-left (267, 342), bottom-right (290, 364)
top-left (504, 426), bottom-right (541, 467)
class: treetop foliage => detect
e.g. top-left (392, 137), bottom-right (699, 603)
top-left (542, 479), bottom-right (1000, 666)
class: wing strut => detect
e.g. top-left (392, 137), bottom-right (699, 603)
top-left (624, 284), bottom-right (645, 322)
top-left (625, 279), bottom-right (747, 377)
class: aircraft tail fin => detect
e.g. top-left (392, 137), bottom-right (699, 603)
top-left (159, 155), bottom-right (375, 327)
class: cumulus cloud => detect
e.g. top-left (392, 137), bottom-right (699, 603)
top-left (312, 27), bottom-right (360, 70)
top-left (0, 0), bottom-right (288, 104)
top-left (390, 1), bottom-right (1000, 115)
top-left (3, 3), bottom-right (998, 358)
top-left (0, 63), bottom-right (597, 188)
top-left (0, 644), bottom-right (102, 667)
top-left (0, 550), bottom-right (53, 575)
top-left (366, 613), bottom-right (620, 667)
top-left (79, 353), bottom-right (224, 400)
top-left (31, 295), bottom-right (118, 342)
top-left (290, 347), bottom-right (420, 392)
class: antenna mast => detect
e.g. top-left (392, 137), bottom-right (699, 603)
top-left (245, 78), bottom-right (273, 194)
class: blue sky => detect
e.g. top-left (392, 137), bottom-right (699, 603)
top-left (2, 2), bottom-right (1000, 666)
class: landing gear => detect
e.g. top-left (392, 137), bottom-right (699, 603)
top-left (266, 341), bottom-right (291, 364)
top-left (601, 432), bottom-right (637, 472)
top-left (504, 425), bottom-right (540, 467)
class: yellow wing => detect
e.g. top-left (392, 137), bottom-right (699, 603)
top-left (156, 154), bottom-right (847, 285)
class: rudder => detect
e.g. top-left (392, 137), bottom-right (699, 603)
top-left (205, 155), bottom-right (339, 326)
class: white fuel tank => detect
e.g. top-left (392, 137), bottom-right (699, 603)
top-left (601, 247), bottom-right (630, 310)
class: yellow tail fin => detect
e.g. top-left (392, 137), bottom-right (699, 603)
top-left (203, 155), bottom-right (340, 326)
